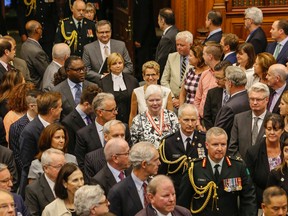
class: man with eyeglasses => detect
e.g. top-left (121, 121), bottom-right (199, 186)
top-left (91, 137), bottom-right (130, 195)
top-left (52, 55), bottom-right (98, 119)
top-left (55, 0), bottom-right (96, 57)
top-left (83, 20), bottom-right (133, 83)
top-left (0, 189), bottom-right (16, 216)
top-left (75, 93), bottom-right (132, 174)
top-left (25, 148), bottom-right (66, 216)
top-left (229, 82), bottom-right (271, 159)
top-left (0, 164), bottom-right (29, 216)
top-left (158, 103), bottom-right (206, 196)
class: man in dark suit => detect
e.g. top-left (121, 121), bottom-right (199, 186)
top-left (25, 149), bottom-right (65, 216)
top-left (19, 92), bottom-right (62, 197)
top-left (0, 38), bottom-right (16, 80)
top-left (266, 19), bottom-right (288, 65)
top-left (159, 104), bottom-right (206, 196)
top-left (108, 142), bottom-right (161, 216)
top-left (0, 164), bottom-right (29, 216)
top-left (203, 10), bottom-right (223, 44)
top-left (229, 83), bottom-right (271, 158)
top-left (244, 7), bottom-right (267, 54)
top-left (177, 127), bottom-right (257, 215)
top-left (85, 119), bottom-right (130, 182)
top-left (155, 8), bottom-right (179, 77)
top-left (91, 138), bottom-right (130, 195)
top-left (75, 93), bottom-right (132, 172)
top-left (52, 56), bottom-right (98, 119)
top-left (17, 0), bottom-right (58, 59)
top-left (266, 64), bottom-right (288, 114)
top-left (55, 0), bottom-right (96, 57)
top-left (20, 20), bottom-right (50, 89)
top-left (61, 85), bottom-right (101, 154)
top-left (83, 20), bottom-right (133, 83)
top-left (220, 33), bottom-right (238, 64)
top-left (203, 60), bottom-right (231, 130)
top-left (215, 66), bottom-right (250, 142)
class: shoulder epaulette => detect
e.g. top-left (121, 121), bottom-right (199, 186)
top-left (228, 155), bottom-right (243, 162)
top-left (190, 157), bottom-right (203, 163)
top-left (161, 131), bottom-right (176, 141)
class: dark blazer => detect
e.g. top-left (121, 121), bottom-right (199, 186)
top-left (83, 39), bottom-right (133, 83)
top-left (246, 27), bottom-right (267, 54)
top-left (223, 52), bottom-right (237, 64)
top-left (0, 117), bottom-right (7, 146)
top-left (215, 90), bottom-right (250, 142)
top-left (267, 167), bottom-right (288, 196)
top-left (61, 108), bottom-right (87, 154)
top-left (52, 79), bottom-right (97, 119)
top-left (203, 30), bottom-right (223, 44)
top-left (135, 204), bottom-right (191, 216)
top-left (229, 110), bottom-right (271, 158)
top-left (13, 193), bottom-right (30, 216)
top-left (0, 146), bottom-right (18, 192)
top-left (269, 84), bottom-right (288, 114)
top-left (99, 73), bottom-right (139, 124)
top-left (155, 25), bottom-right (179, 76)
top-left (19, 116), bottom-right (44, 197)
top-left (266, 40), bottom-right (288, 65)
top-left (20, 38), bottom-right (50, 88)
top-left (55, 16), bottom-right (96, 57)
top-left (177, 157), bottom-right (257, 216)
top-left (203, 87), bottom-right (223, 130)
top-left (158, 130), bottom-right (206, 195)
top-left (245, 139), bottom-right (271, 207)
top-left (0, 63), bottom-right (7, 81)
top-left (108, 175), bottom-right (143, 216)
top-left (25, 174), bottom-right (55, 216)
top-left (84, 147), bottom-right (106, 182)
top-left (13, 57), bottom-right (31, 82)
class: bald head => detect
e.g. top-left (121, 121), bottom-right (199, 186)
top-left (25, 20), bottom-right (42, 38)
top-left (267, 63), bottom-right (288, 89)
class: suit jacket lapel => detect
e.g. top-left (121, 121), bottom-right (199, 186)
top-left (95, 41), bottom-right (103, 66)
top-left (277, 41), bottom-right (288, 61)
top-left (127, 176), bottom-right (143, 210)
top-left (40, 174), bottom-right (55, 203)
top-left (64, 80), bottom-right (76, 107)
top-left (104, 166), bottom-right (117, 188)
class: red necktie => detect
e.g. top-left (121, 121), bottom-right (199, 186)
top-left (142, 182), bottom-right (148, 207)
top-left (118, 171), bottom-right (125, 181)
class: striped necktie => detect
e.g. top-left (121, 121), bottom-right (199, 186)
top-left (180, 56), bottom-right (187, 81)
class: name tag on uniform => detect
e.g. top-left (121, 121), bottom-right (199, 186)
top-left (172, 154), bottom-right (181, 159)
top-left (223, 177), bottom-right (242, 192)
top-left (44, 0), bottom-right (55, 2)
top-left (197, 178), bottom-right (207, 182)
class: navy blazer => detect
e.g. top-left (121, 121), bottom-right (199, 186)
top-left (246, 27), bottom-right (267, 54)
top-left (269, 84), bottom-right (288, 114)
top-left (203, 30), bottom-right (223, 44)
top-left (266, 40), bottom-right (288, 65)
top-left (223, 52), bottom-right (237, 64)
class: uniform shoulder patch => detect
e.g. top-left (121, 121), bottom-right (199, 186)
top-left (228, 155), bottom-right (243, 162)
top-left (161, 131), bottom-right (177, 141)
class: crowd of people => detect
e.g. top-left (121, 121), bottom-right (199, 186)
top-left (1, 1), bottom-right (288, 216)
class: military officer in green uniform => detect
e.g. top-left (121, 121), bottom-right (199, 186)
top-left (177, 127), bottom-right (257, 216)
top-left (159, 103), bottom-right (206, 196)
top-left (55, 0), bottom-right (96, 57)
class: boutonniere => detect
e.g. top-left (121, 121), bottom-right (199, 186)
top-left (87, 29), bottom-right (94, 38)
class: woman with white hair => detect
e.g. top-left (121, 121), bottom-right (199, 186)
top-left (130, 85), bottom-right (178, 148)
top-left (74, 185), bottom-right (114, 216)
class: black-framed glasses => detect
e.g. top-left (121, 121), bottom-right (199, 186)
top-left (249, 97), bottom-right (267, 103)
top-left (68, 67), bottom-right (87, 73)
top-left (101, 107), bottom-right (118, 113)
top-left (0, 176), bottom-right (13, 184)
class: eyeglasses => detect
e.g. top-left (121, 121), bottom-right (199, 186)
top-left (97, 199), bottom-right (109, 205)
top-left (47, 164), bottom-right (65, 170)
top-left (97, 31), bottom-right (111, 35)
top-left (68, 67), bottom-right (87, 73)
top-left (0, 176), bottom-right (13, 184)
top-left (0, 203), bottom-right (16, 210)
top-left (115, 151), bottom-right (130, 156)
top-left (249, 97), bottom-right (267, 103)
top-left (144, 74), bottom-right (157, 78)
top-left (215, 76), bottom-right (225, 81)
top-left (100, 107), bottom-right (118, 113)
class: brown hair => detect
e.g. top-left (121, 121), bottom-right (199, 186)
top-left (236, 43), bottom-right (255, 69)
top-left (255, 52), bottom-right (276, 81)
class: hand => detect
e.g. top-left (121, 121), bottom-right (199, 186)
top-left (134, 41), bottom-right (141, 48)
top-left (101, 73), bottom-right (109, 78)
top-left (172, 98), bottom-right (180, 109)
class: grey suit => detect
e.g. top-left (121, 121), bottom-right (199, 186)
top-left (228, 110), bottom-right (271, 158)
top-left (82, 39), bottom-right (133, 83)
top-left (41, 61), bottom-right (61, 91)
top-left (20, 38), bottom-right (50, 88)
top-left (13, 57), bottom-right (31, 82)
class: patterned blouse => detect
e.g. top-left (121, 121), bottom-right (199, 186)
top-left (130, 109), bottom-right (179, 149)
top-left (184, 68), bottom-right (202, 104)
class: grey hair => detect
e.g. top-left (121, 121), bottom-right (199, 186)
top-left (95, 20), bottom-right (112, 32)
top-left (248, 82), bottom-right (270, 98)
top-left (74, 185), bottom-right (105, 216)
top-left (147, 175), bottom-right (173, 195)
top-left (206, 127), bottom-right (228, 143)
top-left (244, 7), bottom-right (263, 25)
top-left (225, 66), bottom-right (247, 86)
top-left (145, 84), bottom-right (163, 100)
top-left (178, 103), bottom-right (199, 118)
top-left (129, 142), bottom-right (156, 169)
top-left (104, 138), bottom-right (129, 161)
top-left (0, 163), bottom-right (8, 172)
top-left (176, 31), bottom-right (193, 44)
top-left (269, 64), bottom-right (287, 82)
top-left (103, 119), bottom-right (126, 135)
top-left (41, 148), bottom-right (65, 167)
top-left (52, 43), bottom-right (71, 60)
top-left (92, 92), bottom-right (115, 111)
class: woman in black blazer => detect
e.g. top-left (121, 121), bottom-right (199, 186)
top-left (99, 53), bottom-right (139, 124)
top-left (245, 114), bottom-right (284, 207)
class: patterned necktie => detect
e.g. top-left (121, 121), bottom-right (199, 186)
top-left (142, 182), bottom-right (148, 207)
top-left (214, 164), bottom-right (220, 182)
top-left (104, 45), bottom-right (109, 58)
top-left (118, 171), bottom-right (125, 181)
top-left (74, 83), bottom-right (81, 105)
top-left (85, 116), bottom-right (92, 125)
top-left (180, 56), bottom-right (187, 81)
top-left (251, 117), bottom-right (259, 145)
top-left (223, 89), bottom-right (230, 106)
top-left (273, 43), bottom-right (281, 59)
